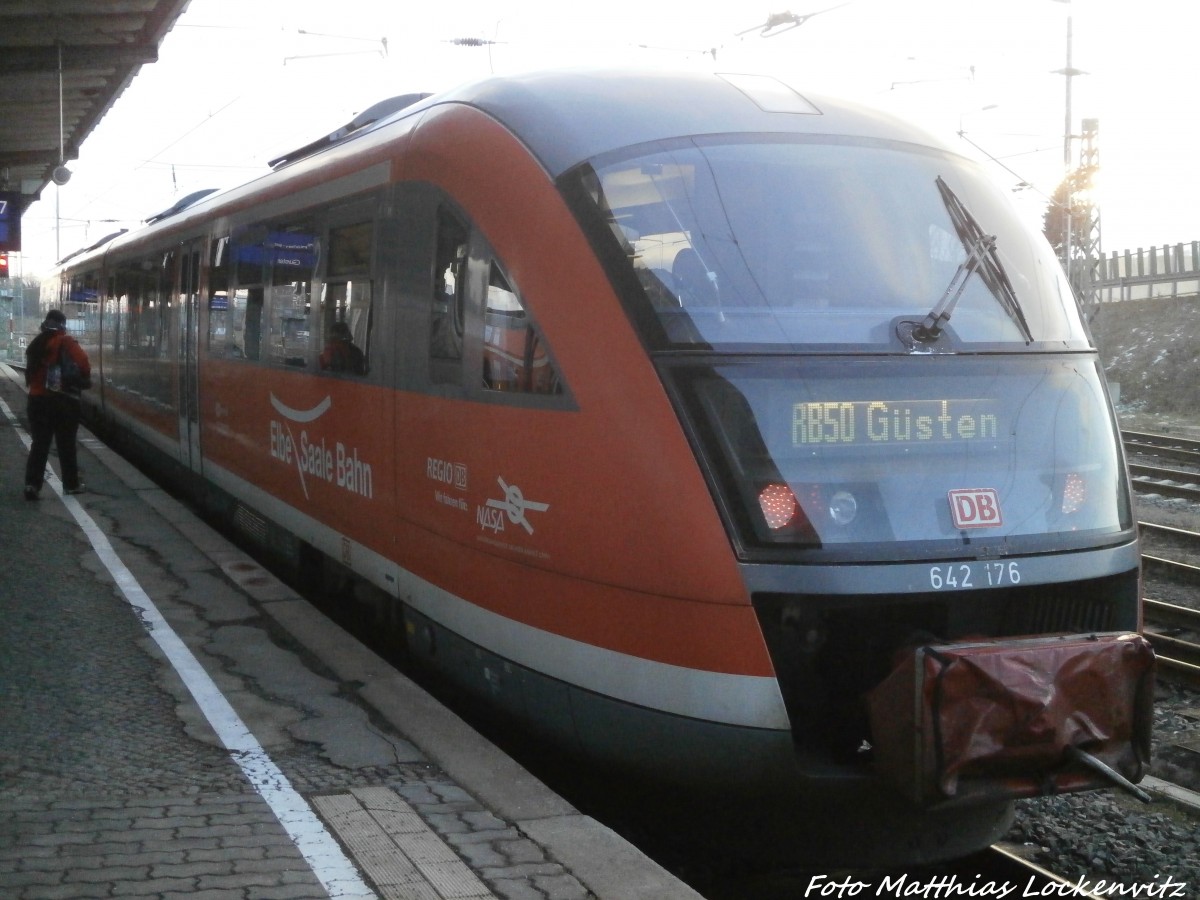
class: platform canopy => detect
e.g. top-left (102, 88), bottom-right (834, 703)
top-left (0, 0), bottom-right (191, 245)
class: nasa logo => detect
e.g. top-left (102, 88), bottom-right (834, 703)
top-left (948, 488), bottom-right (1002, 529)
top-left (477, 505), bottom-right (506, 533)
top-left (480, 476), bottom-right (549, 535)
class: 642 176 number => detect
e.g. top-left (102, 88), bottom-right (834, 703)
top-left (928, 561), bottom-right (1020, 590)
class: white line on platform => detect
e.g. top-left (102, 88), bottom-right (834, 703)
top-left (0, 388), bottom-right (378, 900)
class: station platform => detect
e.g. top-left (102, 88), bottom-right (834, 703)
top-left (0, 364), bottom-right (703, 900)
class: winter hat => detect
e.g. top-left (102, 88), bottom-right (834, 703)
top-left (40, 309), bottom-right (67, 331)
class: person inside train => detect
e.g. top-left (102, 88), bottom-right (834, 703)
top-left (319, 320), bottom-right (366, 375)
top-left (23, 309), bottom-right (92, 500)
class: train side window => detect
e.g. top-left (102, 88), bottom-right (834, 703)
top-left (157, 251), bottom-right (176, 363)
top-left (110, 273), bottom-right (125, 355)
top-left (318, 220), bottom-right (373, 377)
top-left (230, 227), bottom-right (266, 360)
top-left (240, 288), bottom-right (264, 360)
top-left (266, 223), bottom-right (318, 368)
top-left (319, 281), bottom-right (370, 376)
top-left (430, 207), bottom-right (467, 383)
top-left (482, 261), bottom-right (563, 395)
top-left (130, 260), bottom-right (155, 356)
top-left (131, 250), bottom-right (175, 407)
top-left (207, 236), bottom-right (231, 353)
top-left (329, 220), bottom-right (372, 273)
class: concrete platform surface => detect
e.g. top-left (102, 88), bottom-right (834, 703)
top-left (0, 364), bottom-right (703, 900)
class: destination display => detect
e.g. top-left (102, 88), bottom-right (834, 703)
top-left (792, 398), bottom-right (1000, 446)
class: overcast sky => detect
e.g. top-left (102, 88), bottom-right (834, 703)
top-left (15, 0), bottom-right (1198, 275)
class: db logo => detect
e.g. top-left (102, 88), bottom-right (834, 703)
top-left (948, 488), bottom-right (1003, 529)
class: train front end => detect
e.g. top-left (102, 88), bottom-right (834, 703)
top-left (560, 86), bottom-right (1152, 838)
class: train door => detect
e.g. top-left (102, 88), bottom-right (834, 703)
top-left (177, 240), bottom-right (202, 472)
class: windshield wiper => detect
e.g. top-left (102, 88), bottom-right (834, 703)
top-left (909, 177), bottom-right (1033, 345)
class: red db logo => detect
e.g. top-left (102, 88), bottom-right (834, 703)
top-left (948, 489), bottom-right (1002, 529)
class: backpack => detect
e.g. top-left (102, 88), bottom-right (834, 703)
top-left (46, 339), bottom-right (91, 395)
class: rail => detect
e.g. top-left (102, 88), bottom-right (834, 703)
top-left (1124, 431), bottom-right (1200, 503)
top-left (1138, 519), bottom-right (1200, 690)
top-left (963, 844), bottom-right (1111, 899)
top-left (1123, 430), bottom-right (1200, 467)
top-left (1143, 598), bottom-right (1200, 691)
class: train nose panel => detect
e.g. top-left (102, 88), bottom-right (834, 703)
top-left (866, 631), bottom-right (1155, 806)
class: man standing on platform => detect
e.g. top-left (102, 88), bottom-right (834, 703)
top-left (23, 309), bottom-right (91, 499)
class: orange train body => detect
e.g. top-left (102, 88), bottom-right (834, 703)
top-left (44, 69), bottom-right (1149, 867)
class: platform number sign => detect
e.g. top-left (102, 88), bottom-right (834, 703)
top-left (0, 192), bottom-right (21, 253)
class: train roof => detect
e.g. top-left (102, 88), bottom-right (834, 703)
top-left (426, 67), bottom-right (949, 178)
top-left (258, 68), bottom-right (949, 182)
top-left (53, 68), bottom-right (953, 269)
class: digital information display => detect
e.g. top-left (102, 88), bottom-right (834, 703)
top-left (793, 399), bottom-right (1000, 446)
top-left (0, 191), bottom-right (21, 253)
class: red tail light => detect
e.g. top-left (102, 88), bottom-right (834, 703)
top-left (1062, 472), bottom-right (1086, 515)
top-left (758, 482), bottom-right (799, 530)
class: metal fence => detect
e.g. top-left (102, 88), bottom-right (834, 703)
top-left (1097, 243), bottom-right (1200, 302)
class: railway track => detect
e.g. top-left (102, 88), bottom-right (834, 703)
top-left (1129, 466), bottom-right (1200, 502)
top-left (1144, 599), bottom-right (1200, 690)
top-left (1137, 520), bottom-right (1200, 689)
top-left (969, 844), bottom-right (1115, 899)
top-left (1124, 430), bottom-right (1200, 502)
top-left (1123, 429), bottom-right (1200, 467)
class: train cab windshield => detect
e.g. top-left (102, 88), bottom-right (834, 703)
top-left (574, 136), bottom-right (1086, 351)
top-left (569, 135), bottom-right (1130, 562)
top-left (668, 357), bottom-right (1130, 561)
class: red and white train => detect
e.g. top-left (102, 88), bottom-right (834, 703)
top-left (43, 69), bottom-right (1154, 866)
